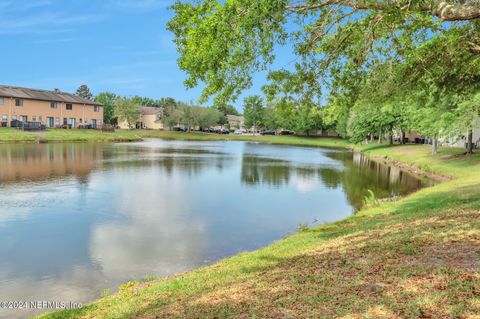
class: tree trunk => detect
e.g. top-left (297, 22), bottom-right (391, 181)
top-left (401, 131), bottom-right (406, 144)
top-left (378, 131), bottom-right (382, 144)
top-left (389, 131), bottom-right (393, 145)
top-left (432, 138), bottom-right (438, 155)
top-left (466, 128), bottom-right (474, 154)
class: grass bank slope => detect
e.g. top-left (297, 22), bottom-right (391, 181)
top-left (38, 143), bottom-right (480, 319)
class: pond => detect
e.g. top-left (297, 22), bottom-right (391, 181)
top-left (0, 139), bottom-right (431, 318)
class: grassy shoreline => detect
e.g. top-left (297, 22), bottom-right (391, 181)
top-left (21, 132), bottom-right (479, 318)
top-left (0, 127), bottom-right (351, 147)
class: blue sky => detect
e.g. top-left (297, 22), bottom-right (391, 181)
top-left (0, 0), bottom-right (295, 109)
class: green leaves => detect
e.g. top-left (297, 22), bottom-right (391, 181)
top-left (114, 98), bottom-right (141, 129)
top-left (168, 0), bottom-right (287, 105)
top-left (95, 92), bottom-right (118, 125)
top-left (243, 95), bottom-right (265, 129)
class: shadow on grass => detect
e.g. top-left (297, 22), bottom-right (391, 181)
top-left (103, 204), bottom-right (479, 319)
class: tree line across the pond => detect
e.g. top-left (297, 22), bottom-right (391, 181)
top-left (72, 84), bottom-right (332, 134)
top-left (73, 85), bottom-right (240, 131)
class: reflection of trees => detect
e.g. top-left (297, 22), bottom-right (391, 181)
top-left (325, 151), bottom-right (425, 210)
top-left (103, 156), bottom-right (230, 178)
top-left (241, 156), bottom-right (291, 187)
top-left (0, 143), bottom-right (234, 185)
top-left (316, 168), bottom-right (342, 189)
top-left (102, 145), bottom-right (231, 178)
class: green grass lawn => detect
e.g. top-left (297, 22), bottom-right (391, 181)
top-left (0, 128), bottom-right (144, 143)
top-left (35, 140), bottom-right (480, 319)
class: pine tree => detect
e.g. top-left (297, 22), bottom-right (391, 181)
top-left (75, 84), bottom-right (93, 100)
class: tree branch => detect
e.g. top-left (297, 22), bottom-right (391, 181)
top-left (286, 1), bottom-right (480, 21)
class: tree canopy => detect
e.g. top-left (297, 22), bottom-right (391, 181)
top-left (95, 92), bottom-right (118, 125)
top-left (168, 0), bottom-right (480, 105)
top-left (114, 98), bottom-right (141, 129)
top-left (75, 84), bottom-right (93, 100)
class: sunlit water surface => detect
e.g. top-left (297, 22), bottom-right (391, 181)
top-left (0, 139), bottom-right (431, 318)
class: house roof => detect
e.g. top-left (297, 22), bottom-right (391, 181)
top-left (0, 85), bottom-right (101, 106)
top-left (141, 106), bottom-right (163, 116)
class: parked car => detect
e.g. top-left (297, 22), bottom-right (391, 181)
top-left (219, 128), bottom-right (230, 135)
top-left (174, 127), bottom-right (188, 132)
top-left (279, 130), bottom-right (295, 135)
top-left (260, 130), bottom-right (276, 136)
top-left (234, 129), bottom-right (247, 135)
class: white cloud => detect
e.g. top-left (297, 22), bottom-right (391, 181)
top-left (0, 1), bottom-right (105, 35)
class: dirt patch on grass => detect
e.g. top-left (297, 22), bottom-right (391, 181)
top-left (403, 241), bottom-right (480, 271)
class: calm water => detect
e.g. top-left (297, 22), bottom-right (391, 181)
top-left (0, 139), bottom-right (429, 318)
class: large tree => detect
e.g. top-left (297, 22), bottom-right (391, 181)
top-left (163, 103), bottom-right (185, 130)
top-left (168, 0), bottom-right (480, 105)
top-left (95, 92), bottom-right (118, 125)
top-left (243, 95), bottom-right (265, 133)
top-left (198, 107), bottom-right (222, 129)
top-left (114, 98), bottom-right (141, 129)
top-left (75, 84), bottom-right (93, 100)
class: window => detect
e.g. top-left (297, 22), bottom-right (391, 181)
top-left (0, 97), bottom-right (4, 105)
top-left (39, 116), bottom-right (42, 123)
top-left (2, 115), bottom-right (7, 121)
top-left (32, 116), bottom-right (37, 122)
top-left (63, 118), bottom-right (67, 125)
top-left (55, 117), bottom-right (60, 125)
top-left (12, 115), bottom-right (17, 121)
top-left (66, 103), bottom-right (73, 110)
top-left (51, 101), bottom-right (58, 109)
top-left (15, 98), bottom-right (23, 107)
top-left (80, 118), bottom-right (83, 124)
top-left (94, 105), bottom-right (100, 112)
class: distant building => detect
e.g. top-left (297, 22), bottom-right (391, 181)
top-left (226, 115), bottom-right (245, 130)
top-left (0, 85), bottom-right (103, 128)
top-left (118, 106), bottom-right (164, 130)
top-left (448, 118), bottom-right (480, 149)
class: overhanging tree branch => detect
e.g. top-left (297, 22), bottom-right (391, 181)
top-left (286, 1), bottom-right (480, 21)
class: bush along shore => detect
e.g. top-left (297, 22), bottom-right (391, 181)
top-left (31, 136), bottom-right (480, 319)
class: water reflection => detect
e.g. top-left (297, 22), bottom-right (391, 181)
top-left (0, 140), bottom-right (430, 318)
top-left (239, 147), bottom-right (426, 210)
top-left (0, 143), bottom-right (102, 184)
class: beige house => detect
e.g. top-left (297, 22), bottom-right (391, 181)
top-left (118, 107), bottom-right (164, 130)
top-left (0, 85), bottom-right (103, 128)
top-left (227, 115), bottom-right (245, 130)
